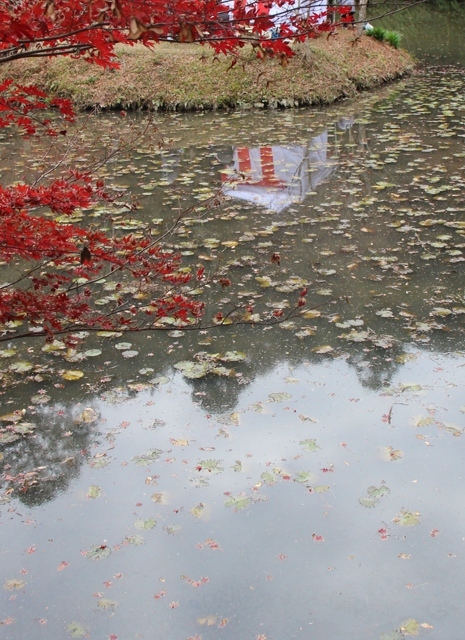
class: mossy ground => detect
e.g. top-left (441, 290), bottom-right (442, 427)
top-left (2, 31), bottom-right (414, 111)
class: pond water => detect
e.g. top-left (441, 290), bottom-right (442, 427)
top-left (2, 20), bottom-right (465, 640)
top-left (375, 1), bottom-right (465, 66)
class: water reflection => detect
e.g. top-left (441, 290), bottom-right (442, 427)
top-left (222, 125), bottom-right (342, 211)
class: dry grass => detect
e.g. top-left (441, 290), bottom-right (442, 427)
top-left (1, 31), bottom-right (414, 111)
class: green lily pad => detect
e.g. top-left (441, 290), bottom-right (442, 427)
top-left (300, 439), bottom-right (320, 453)
top-left (66, 621), bottom-right (88, 638)
top-left (401, 618), bottom-right (420, 636)
top-left (267, 392), bottom-right (292, 403)
top-left (395, 510), bottom-right (421, 527)
top-left (174, 360), bottom-right (210, 379)
top-left (97, 598), bottom-right (118, 611)
top-left (134, 518), bottom-right (157, 530)
top-left (198, 459), bottom-right (224, 474)
top-left (86, 485), bottom-right (103, 499)
top-left (125, 534), bottom-right (145, 545)
top-left (87, 544), bottom-right (111, 560)
top-left (294, 471), bottom-right (318, 486)
top-left (260, 471), bottom-right (278, 486)
top-left (224, 495), bottom-right (250, 510)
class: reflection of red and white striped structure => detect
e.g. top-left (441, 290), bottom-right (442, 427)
top-left (222, 131), bottom-right (336, 212)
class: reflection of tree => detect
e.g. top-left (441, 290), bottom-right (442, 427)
top-left (1, 405), bottom-right (94, 507)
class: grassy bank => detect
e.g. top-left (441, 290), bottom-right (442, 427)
top-left (2, 31), bottom-right (414, 111)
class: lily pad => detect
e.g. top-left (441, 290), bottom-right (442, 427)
top-left (267, 392), bottom-right (292, 403)
top-left (86, 544), bottom-right (111, 560)
top-left (395, 510), bottom-right (421, 527)
top-left (66, 622), bottom-right (89, 638)
top-left (224, 494), bottom-right (250, 510)
top-left (132, 449), bottom-right (163, 465)
top-left (134, 518), bottom-right (157, 530)
top-left (62, 370), bottom-right (85, 381)
top-left (299, 439), bottom-right (320, 453)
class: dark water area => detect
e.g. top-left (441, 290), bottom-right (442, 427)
top-left (1, 14), bottom-right (465, 640)
top-left (374, 1), bottom-right (465, 66)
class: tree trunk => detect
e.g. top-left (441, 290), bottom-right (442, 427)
top-left (357, 0), bottom-right (367, 35)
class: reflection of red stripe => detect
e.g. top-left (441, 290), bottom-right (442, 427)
top-left (237, 147), bottom-right (252, 174)
top-left (260, 147), bottom-right (280, 186)
top-left (223, 146), bottom-right (285, 189)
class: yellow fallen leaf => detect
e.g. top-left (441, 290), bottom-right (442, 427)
top-left (62, 370), bottom-right (84, 381)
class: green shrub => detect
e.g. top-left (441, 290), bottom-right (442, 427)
top-left (365, 26), bottom-right (402, 49)
top-left (384, 30), bottom-right (402, 49)
top-left (366, 26), bottom-right (387, 41)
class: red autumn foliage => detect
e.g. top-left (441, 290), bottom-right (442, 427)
top-left (0, 0), bottom-right (364, 341)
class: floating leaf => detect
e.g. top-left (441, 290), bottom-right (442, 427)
top-left (220, 351), bottom-right (246, 362)
top-left (411, 416), bottom-right (434, 428)
top-left (190, 503), bottom-right (207, 518)
top-left (395, 510), bottom-right (421, 527)
top-left (76, 407), bottom-right (98, 423)
top-left (125, 534), bottom-right (145, 546)
top-left (134, 518), bottom-right (156, 530)
top-left (174, 360), bottom-right (210, 379)
top-left (115, 342), bottom-right (132, 350)
top-left (299, 439), bottom-right (320, 453)
top-left (122, 350), bottom-right (139, 359)
top-left (4, 578), bottom-right (26, 590)
top-left (9, 361), bottom-right (33, 373)
top-left (0, 348), bottom-right (16, 358)
top-left (224, 495), bottom-right (250, 510)
top-left (86, 544), bottom-right (111, 560)
top-left (313, 485), bottom-right (330, 494)
top-left (198, 459), bottom-right (223, 474)
top-left (0, 409), bottom-right (25, 423)
top-left (359, 496), bottom-right (378, 508)
top-left (267, 392), bottom-right (292, 403)
top-left (97, 599), bottom-right (117, 611)
top-left (66, 622), bottom-right (88, 638)
top-left (163, 524), bottom-right (182, 535)
top-left (132, 449), bottom-right (163, 465)
top-left (86, 485), bottom-right (103, 499)
top-left (401, 618), bottom-right (420, 636)
top-left (84, 349), bottom-right (102, 357)
top-left (260, 471), bottom-right (278, 486)
top-left (311, 345), bottom-right (334, 354)
top-left (294, 471), bottom-right (318, 486)
top-left (151, 492), bottom-right (168, 504)
top-left (197, 615), bottom-right (218, 626)
top-left (170, 438), bottom-right (189, 447)
top-left (62, 370), bottom-right (85, 381)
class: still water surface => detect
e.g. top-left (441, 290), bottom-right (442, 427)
top-left (1, 15), bottom-right (465, 640)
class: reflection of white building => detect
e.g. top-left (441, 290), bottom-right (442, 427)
top-left (222, 130), bottom-right (337, 212)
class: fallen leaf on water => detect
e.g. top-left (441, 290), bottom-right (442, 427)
top-left (97, 599), bottom-right (117, 611)
top-left (400, 618), bottom-right (420, 636)
top-left (394, 510), bottom-right (421, 527)
top-left (62, 370), bottom-right (84, 381)
top-left (134, 518), bottom-right (157, 530)
top-left (4, 579), bottom-right (26, 590)
top-left (197, 615), bottom-right (217, 626)
top-left (86, 485), bottom-right (103, 499)
top-left (66, 622), bottom-right (88, 638)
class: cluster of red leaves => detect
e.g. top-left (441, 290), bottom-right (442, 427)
top-left (0, 0), bottom-right (345, 68)
top-left (0, 170), bottom-right (205, 337)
